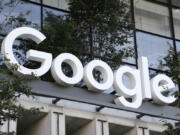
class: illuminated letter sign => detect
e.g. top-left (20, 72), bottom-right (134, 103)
top-left (1, 27), bottom-right (177, 109)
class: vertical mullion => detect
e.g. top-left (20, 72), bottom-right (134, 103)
top-left (168, 0), bottom-right (177, 55)
top-left (40, 0), bottom-right (43, 30)
top-left (130, 0), bottom-right (138, 68)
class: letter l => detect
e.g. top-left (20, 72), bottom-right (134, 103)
top-left (138, 57), bottom-right (152, 99)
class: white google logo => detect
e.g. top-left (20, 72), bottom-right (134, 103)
top-left (1, 27), bottom-right (177, 109)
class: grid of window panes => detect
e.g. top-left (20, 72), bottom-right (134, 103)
top-left (0, 0), bottom-right (179, 87)
top-left (133, 0), bottom-right (180, 91)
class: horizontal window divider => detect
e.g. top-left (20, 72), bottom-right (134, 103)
top-left (148, 67), bottom-right (170, 74)
top-left (135, 29), bottom-right (173, 40)
top-left (22, 0), bottom-right (42, 6)
top-left (146, 0), bottom-right (169, 7)
top-left (22, 0), bottom-right (70, 13)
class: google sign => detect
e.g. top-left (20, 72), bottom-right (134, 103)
top-left (1, 27), bottom-right (177, 109)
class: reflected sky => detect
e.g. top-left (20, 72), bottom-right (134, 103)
top-left (0, 0), bottom-right (41, 34)
top-left (136, 32), bottom-right (173, 70)
top-left (176, 41), bottom-right (180, 53)
top-left (43, 7), bottom-right (68, 26)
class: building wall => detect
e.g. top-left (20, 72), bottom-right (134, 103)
top-left (16, 98), bottom-right (167, 135)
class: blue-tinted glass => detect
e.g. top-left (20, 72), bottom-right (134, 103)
top-left (43, 7), bottom-right (67, 25)
top-left (0, 0), bottom-right (41, 34)
top-left (176, 41), bottom-right (180, 71)
top-left (120, 37), bottom-right (136, 64)
top-left (0, 36), bottom-right (24, 67)
top-left (176, 41), bottom-right (180, 53)
top-left (149, 69), bottom-right (179, 94)
top-left (104, 65), bottom-right (137, 94)
top-left (136, 32), bottom-right (173, 70)
top-left (0, 36), bottom-right (4, 65)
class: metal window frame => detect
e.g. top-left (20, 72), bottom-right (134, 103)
top-left (3, 0), bottom-right (178, 73)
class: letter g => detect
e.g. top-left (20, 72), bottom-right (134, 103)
top-left (1, 27), bottom-right (52, 77)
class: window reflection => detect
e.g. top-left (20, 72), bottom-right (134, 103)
top-left (136, 32), bottom-right (173, 70)
top-left (0, 0), bottom-right (41, 34)
top-left (176, 41), bottom-right (180, 67)
top-left (149, 69), bottom-right (179, 95)
top-left (172, 0), bottom-right (180, 7)
top-left (0, 36), bottom-right (4, 66)
top-left (43, 7), bottom-right (67, 25)
top-left (173, 8), bottom-right (180, 40)
top-left (104, 65), bottom-right (137, 94)
top-left (120, 37), bottom-right (136, 64)
top-left (176, 41), bottom-right (180, 53)
top-left (43, 0), bottom-right (69, 10)
top-left (134, 0), bottom-right (171, 37)
top-left (0, 36), bottom-right (25, 68)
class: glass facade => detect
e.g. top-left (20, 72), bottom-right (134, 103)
top-left (173, 8), bottom-right (180, 39)
top-left (43, 0), bottom-right (69, 10)
top-left (176, 41), bottom-right (180, 52)
top-left (134, 0), bottom-right (171, 37)
top-left (0, 0), bottom-right (41, 34)
top-left (0, 0), bottom-right (179, 90)
top-left (0, 0), bottom-right (179, 72)
top-left (43, 7), bottom-right (67, 25)
top-left (136, 32), bottom-right (173, 70)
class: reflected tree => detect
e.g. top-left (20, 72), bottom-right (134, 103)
top-left (161, 45), bottom-right (180, 135)
top-left (161, 46), bottom-right (180, 105)
top-left (22, 0), bottom-right (134, 82)
top-left (68, 0), bottom-right (134, 69)
top-left (0, 1), bottom-right (40, 135)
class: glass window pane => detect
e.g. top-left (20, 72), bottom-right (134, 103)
top-left (172, 0), bottom-right (180, 7)
top-left (0, 0), bottom-right (41, 34)
top-left (0, 36), bottom-right (24, 68)
top-left (149, 69), bottom-right (179, 94)
top-left (134, 0), bottom-right (171, 37)
top-left (120, 37), bottom-right (136, 64)
top-left (43, 7), bottom-right (68, 25)
top-left (136, 32), bottom-right (173, 70)
top-left (0, 36), bottom-right (4, 66)
top-left (173, 8), bottom-right (180, 39)
top-left (43, 0), bottom-right (69, 10)
top-left (176, 41), bottom-right (180, 53)
top-left (104, 64), bottom-right (137, 94)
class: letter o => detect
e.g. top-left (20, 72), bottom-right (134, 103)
top-left (83, 60), bottom-right (113, 92)
top-left (51, 53), bottom-right (83, 86)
